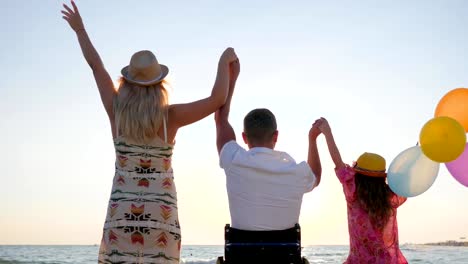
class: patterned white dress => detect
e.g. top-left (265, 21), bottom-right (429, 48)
top-left (98, 126), bottom-right (181, 263)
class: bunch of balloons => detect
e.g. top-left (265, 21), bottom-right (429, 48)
top-left (388, 88), bottom-right (468, 197)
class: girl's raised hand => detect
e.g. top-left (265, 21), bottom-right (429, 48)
top-left (318, 117), bottom-right (331, 136)
top-left (309, 118), bottom-right (324, 140)
top-left (61, 1), bottom-right (85, 32)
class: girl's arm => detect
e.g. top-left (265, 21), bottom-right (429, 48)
top-left (62, 1), bottom-right (115, 126)
top-left (168, 48), bottom-right (238, 131)
top-left (319, 118), bottom-right (345, 171)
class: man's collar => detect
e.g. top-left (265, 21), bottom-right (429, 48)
top-left (248, 147), bottom-right (275, 154)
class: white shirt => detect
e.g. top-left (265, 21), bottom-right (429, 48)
top-left (220, 140), bottom-right (316, 231)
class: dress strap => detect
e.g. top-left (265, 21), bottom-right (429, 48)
top-left (163, 116), bottom-right (168, 143)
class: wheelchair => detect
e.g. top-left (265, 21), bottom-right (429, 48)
top-left (216, 223), bottom-right (309, 264)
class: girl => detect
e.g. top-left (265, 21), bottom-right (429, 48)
top-left (318, 118), bottom-right (408, 264)
top-left (61, 1), bottom-right (238, 263)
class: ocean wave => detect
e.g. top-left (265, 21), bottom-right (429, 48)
top-left (0, 259), bottom-right (48, 264)
top-left (2, 245), bottom-right (468, 264)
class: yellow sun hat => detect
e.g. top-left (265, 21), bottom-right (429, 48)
top-left (354, 152), bottom-right (387, 177)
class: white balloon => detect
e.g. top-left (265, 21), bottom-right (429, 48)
top-left (388, 146), bottom-right (440, 197)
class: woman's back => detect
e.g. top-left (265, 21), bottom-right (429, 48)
top-left (114, 135), bottom-right (174, 174)
top-left (98, 134), bottom-right (182, 262)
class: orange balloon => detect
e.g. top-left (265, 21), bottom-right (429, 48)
top-left (435, 88), bottom-right (468, 132)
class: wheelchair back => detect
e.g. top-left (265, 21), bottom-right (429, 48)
top-left (222, 223), bottom-right (302, 264)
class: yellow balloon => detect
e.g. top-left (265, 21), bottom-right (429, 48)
top-left (419, 116), bottom-right (466, 163)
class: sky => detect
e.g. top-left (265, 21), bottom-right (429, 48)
top-left (1, 0), bottom-right (468, 246)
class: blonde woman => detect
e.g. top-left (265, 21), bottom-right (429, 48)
top-left (61, 1), bottom-right (238, 263)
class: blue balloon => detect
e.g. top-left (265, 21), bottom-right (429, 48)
top-left (388, 146), bottom-right (440, 197)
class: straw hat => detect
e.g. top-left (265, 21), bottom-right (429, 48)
top-left (121, 50), bottom-right (169, 86)
top-left (354, 152), bottom-right (387, 177)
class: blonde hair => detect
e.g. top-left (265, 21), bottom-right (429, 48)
top-left (113, 77), bottom-right (169, 143)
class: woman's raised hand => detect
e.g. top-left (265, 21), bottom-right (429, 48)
top-left (61, 1), bottom-right (85, 32)
top-left (229, 59), bottom-right (240, 83)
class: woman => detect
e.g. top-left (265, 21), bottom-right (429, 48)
top-left (61, 1), bottom-right (238, 263)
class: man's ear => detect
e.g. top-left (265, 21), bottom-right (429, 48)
top-left (242, 132), bottom-right (249, 145)
top-left (272, 130), bottom-right (279, 143)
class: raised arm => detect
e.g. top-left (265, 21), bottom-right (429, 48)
top-left (215, 59), bottom-right (240, 154)
top-left (62, 1), bottom-right (115, 123)
top-left (168, 48), bottom-right (238, 133)
top-left (308, 119), bottom-right (323, 187)
top-left (319, 118), bottom-right (345, 171)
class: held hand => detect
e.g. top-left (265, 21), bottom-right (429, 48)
top-left (318, 117), bottom-right (331, 136)
top-left (229, 59), bottom-right (240, 82)
top-left (61, 1), bottom-right (85, 32)
top-left (220, 47), bottom-right (238, 66)
top-left (309, 118), bottom-right (324, 140)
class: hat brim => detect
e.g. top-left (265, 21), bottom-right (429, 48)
top-left (121, 64), bottom-right (169, 86)
top-left (353, 167), bottom-right (387, 177)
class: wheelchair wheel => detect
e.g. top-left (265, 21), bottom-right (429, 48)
top-left (216, 256), bottom-right (225, 264)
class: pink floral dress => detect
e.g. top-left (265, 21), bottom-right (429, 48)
top-left (336, 165), bottom-right (408, 264)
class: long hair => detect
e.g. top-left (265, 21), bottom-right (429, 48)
top-left (113, 77), bottom-right (169, 143)
top-left (355, 173), bottom-right (393, 231)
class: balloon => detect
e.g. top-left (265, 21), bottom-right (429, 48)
top-left (419, 116), bottom-right (466, 163)
top-left (388, 146), bottom-right (440, 197)
top-left (446, 143), bottom-right (468, 187)
top-left (435, 88), bottom-right (468, 132)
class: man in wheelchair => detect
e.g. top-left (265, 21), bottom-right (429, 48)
top-left (217, 223), bottom-right (309, 264)
top-left (213, 60), bottom-right (322, 264)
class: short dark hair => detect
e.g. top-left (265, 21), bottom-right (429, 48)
top-left (243, 108), bottom-right (277, 145)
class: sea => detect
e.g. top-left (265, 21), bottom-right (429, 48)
top-left (1, 245), bottom-right (467, 264)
